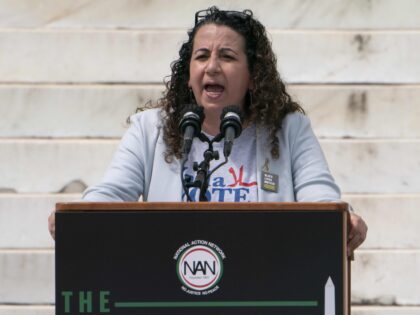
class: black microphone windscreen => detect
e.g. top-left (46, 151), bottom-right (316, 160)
top-left (179, 105), bottom-right (205, 135)
top-left (220, 105), bottom-right (243, 138)
top-left (180, 105), bottom-right (205, 121)
top-left (220, 105), bottom-right (243, 121)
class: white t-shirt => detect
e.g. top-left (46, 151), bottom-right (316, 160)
top-left (182, 124), bottom-right (258, 202)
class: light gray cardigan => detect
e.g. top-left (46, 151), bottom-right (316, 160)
top-left (83, 108), bottom-right (340, 202)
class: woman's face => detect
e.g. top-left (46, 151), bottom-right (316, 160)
top-left (188, 24), bottom-right (252, 118)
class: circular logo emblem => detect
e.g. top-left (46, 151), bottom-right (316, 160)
top-left (176, 244), bottom-right (224, 291)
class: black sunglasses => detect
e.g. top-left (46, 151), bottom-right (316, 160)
top-left (194, 9), bottom-right (252, 25)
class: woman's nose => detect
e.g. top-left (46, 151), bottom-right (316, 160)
top-left (205, 55), bottom-right (221, 75)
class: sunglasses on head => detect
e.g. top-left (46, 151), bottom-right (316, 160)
top-left (194, 9), bottom-right (252, 26)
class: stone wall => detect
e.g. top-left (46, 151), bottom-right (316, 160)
top-left (1, 1), bottom-right (419, 314)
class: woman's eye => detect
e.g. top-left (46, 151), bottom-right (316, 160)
top-left (195, 55), bottom-right (208, 60)
top-left (222, 55), bottom-right (235, 60)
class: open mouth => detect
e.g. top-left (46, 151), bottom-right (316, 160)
top-left (204, 84), bottom-right (225, 98)
top-left (204, 84), bottom-right (224, 93)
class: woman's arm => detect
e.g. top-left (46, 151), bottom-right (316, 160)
top-left (290, 113), bottom-right (367, 255)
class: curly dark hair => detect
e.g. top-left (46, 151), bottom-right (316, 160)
top-left (159, 6), bottom-right (304, 162)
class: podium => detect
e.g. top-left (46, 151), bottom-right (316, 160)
top-left (55, 202), bottom-right (350, 315)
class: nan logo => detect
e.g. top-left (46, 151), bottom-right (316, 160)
top-left (174, 240), bottom-right (225, 295)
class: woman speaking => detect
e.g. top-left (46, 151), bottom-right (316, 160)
top-left (49, 7), bottom-right (367, 254)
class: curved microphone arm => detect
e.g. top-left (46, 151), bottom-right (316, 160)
top-left (207, 134), bottom-right (228, 177)
top-left (208, 156), bottom-right (228, 178)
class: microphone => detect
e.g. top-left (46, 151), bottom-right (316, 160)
top-left (220, 105), bottom-right (243, 157)
top-left (179, 105), bottom-right (205, 155)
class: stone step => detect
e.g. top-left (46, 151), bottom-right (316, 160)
top-left (0, 139), bottom-right (418, 194)
top-left (0, 31), bottom-right (419, 83)
top-left (352, 306), bottom-right (420, 315)
top-left (1, 194), bottom-right (418, 250)
top-left (0, 85), bottom-right (162, 138)
top-left (320, 139), bottom-right (420, 194)
top-left (0, 250), bottom-right (54, 304)
top-left (352, 250), bottom-right (420, 305)
top-left (0, 249), bottom-right (418, 305)
top-left (0, 194), bottom-right (80, 249)
top-left (1, 85), bottom-right (419, 138)
top-left (345, 195), bottom-right (420, 250)
top-left (0, 305), bottom-right (53, 315)
top-left (293, 85), bottom-right (420, 139)
top-left (1, 0), bottom-right (419, 30)
top-left (0, 139), bottom-right (117, 193)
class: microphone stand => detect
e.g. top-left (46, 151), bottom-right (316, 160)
top-left (195, 148), bottom-right (216, 202)
top-left (182, 133), bottom-right (228, 202)
top-left (181, 106), bottom-right (242, 202)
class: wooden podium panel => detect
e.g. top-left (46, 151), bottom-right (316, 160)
top-left (55, 202), bottom-right (349, 315)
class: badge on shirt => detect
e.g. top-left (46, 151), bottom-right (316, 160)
top-left (261, 171), bottom-right (278, 192)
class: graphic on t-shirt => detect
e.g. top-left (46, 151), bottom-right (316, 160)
top-left (227, 166), bottom-right (257, 187)
top-left (183, 165), bottom-right (257, 202)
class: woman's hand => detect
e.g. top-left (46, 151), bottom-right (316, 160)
top-left (348, 212), bottom-right (367, 257)
top-left (48, 210), bottom-right (56, 240)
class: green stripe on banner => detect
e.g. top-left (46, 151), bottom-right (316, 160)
top-left (114, 300), bottom-right (318, 308)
